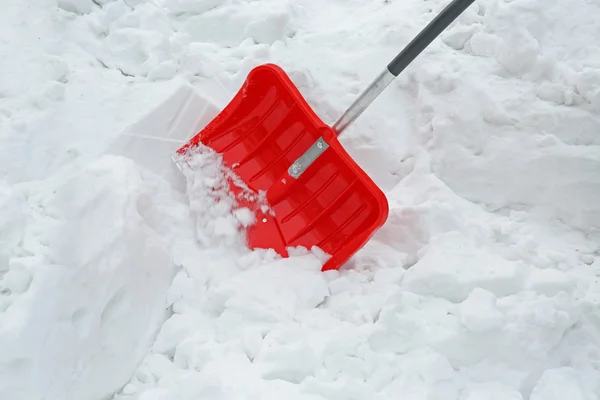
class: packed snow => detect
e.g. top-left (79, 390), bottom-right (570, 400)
top-left (1, 0), bottom-right (599, 399)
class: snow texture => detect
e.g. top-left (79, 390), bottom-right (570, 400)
top-left (1, 0), bottom-right (599, 399)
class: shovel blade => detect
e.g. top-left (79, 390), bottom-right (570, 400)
top-left (177, 64), bottom-right (388, 271)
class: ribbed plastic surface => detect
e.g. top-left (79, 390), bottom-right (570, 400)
top-left (178, 64), bottom-right (388, 271)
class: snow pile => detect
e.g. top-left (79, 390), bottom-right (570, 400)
top-left (0, 157), bottom-right (184, 399)
top-left (424, 0), bottom-right (600, 230)
top-left (0, 0), bottom-right (599, 399)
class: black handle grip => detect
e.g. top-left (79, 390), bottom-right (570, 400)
top-left (387, 0), bottom-right (476, 76)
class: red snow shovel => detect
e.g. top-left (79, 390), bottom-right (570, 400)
top-left (175, 0), bottom-right (476, 271)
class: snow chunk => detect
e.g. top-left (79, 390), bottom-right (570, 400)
top-left (2, 268), bottom-right (32, 295)
top-left (459, 288), bottom-right (505, 333)
top-left (244, 10), bottom-right (292, 45)
top-left (402, 232), bottom-right (529, 302)
top-left (378, 349), bottom-right (456, 398)
top-left (57, 0), bottom-right (94, 14)
top-left (148, 60), bottom-right (178, 81)
top-left (0, 181), bottom-right (25, 272)
top-left (159, 0), bottom-right (224, 14)
top-left (443, 25), bottom-right (478, 50)
top-left (574, 68), bottom-right (600, 103)
top-left (467, 31), bottom-right (499, 57)
top-left (530, 367), bottom-right (593, 400)
top-left (152, 313), bottom-right (210, 357)
top-left (369, 291), bottom-right (459, 355)
top-left (525, 267), bottom-right (575, 297)
top-left (495, 28), bottom-right (540, 76)
top-left (241, 328), bottom-right (263, 361)
top-left (182, 1), bottom-right (296, 46)
top-left (462, 382), bottom-right (524, 400)
top-left (98, 2), bottom-right (181, 77)
top-left (0, 156), bottom-right (176, 400)
top-left (211, 255), bottom-right (329, 324)
top-left (255, 324), bottom-right (319, 383)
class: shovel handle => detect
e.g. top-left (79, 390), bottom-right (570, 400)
top-left (332, 0), bottom-right (476, 135)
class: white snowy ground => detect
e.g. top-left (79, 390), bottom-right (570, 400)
top-left (1, 0), bottom-right (600, 399)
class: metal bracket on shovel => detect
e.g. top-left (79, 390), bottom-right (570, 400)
top-left (175, 0), bottom-right (477, 271)
top-left (288, 68), bottom-right (395, 179)
top-left (288, 137), bottom-right (329, 178)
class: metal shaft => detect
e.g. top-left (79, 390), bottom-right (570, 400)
top-left (333, 0), bottom-right (476, 137)
top-left (332, 68), bottom-right (396, 136)
top-left (288, 0), bottom-right (476, 178)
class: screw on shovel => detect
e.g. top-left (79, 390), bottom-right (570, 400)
top-left (287, 0), bottom-right (477, 179)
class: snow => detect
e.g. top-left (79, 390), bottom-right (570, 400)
top-left (1, 0), bottom-right (600, 399)
top-left (0, 156), bottom-right (187, 399)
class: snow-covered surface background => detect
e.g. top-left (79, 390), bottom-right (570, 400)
top-left (1, 0), bottom-right (600, 398)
